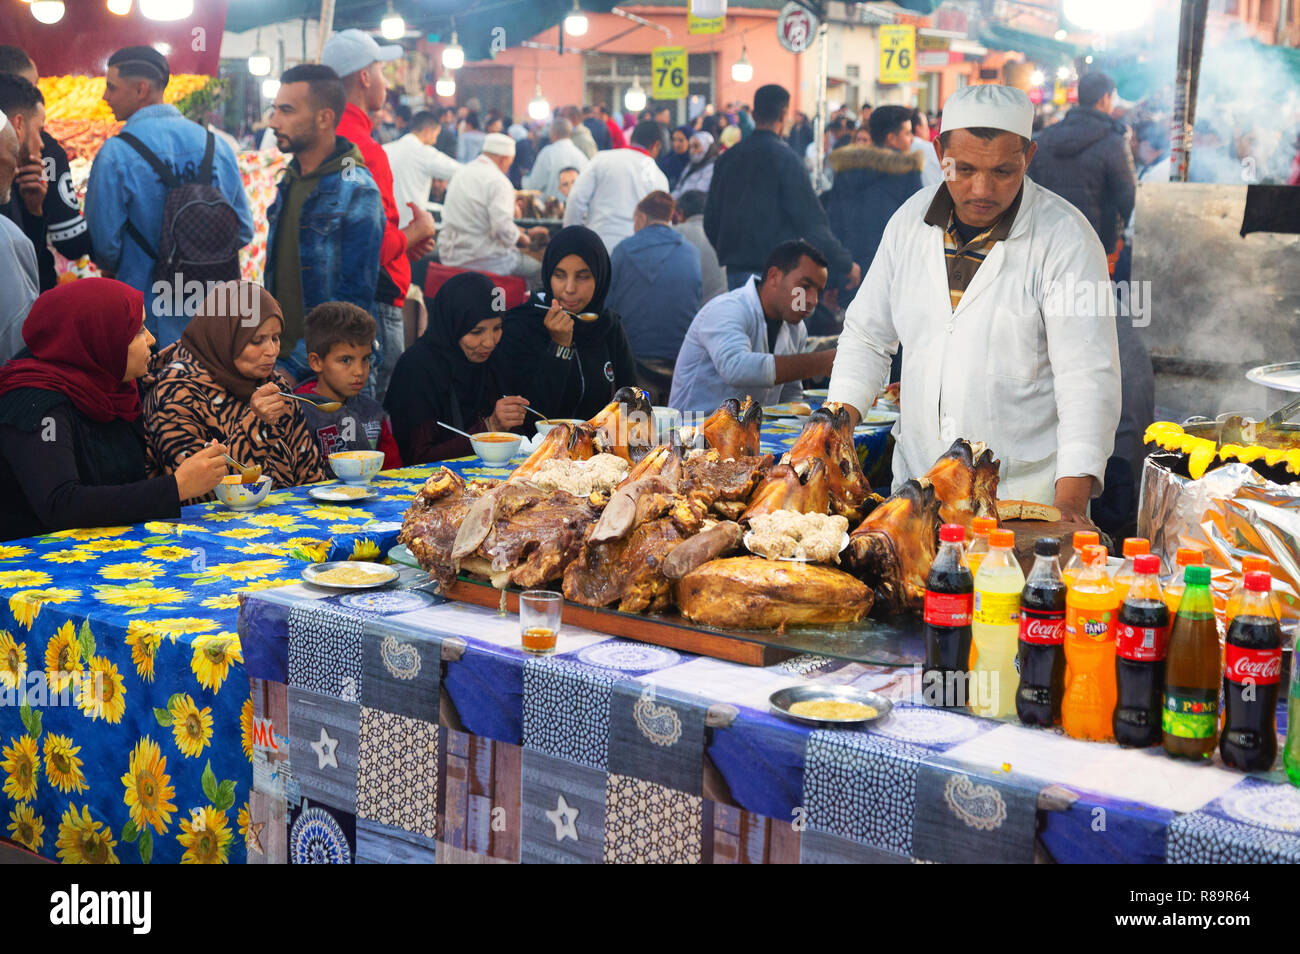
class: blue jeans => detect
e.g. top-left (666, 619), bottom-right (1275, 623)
top-left (276, 338), bottom-right (314, 385)
top-left (367, 300), bottom-right (404, 402)
top-left (726, 267), bottom-right (758, 291)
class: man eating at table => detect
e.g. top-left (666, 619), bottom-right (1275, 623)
top-left (827, 84), bottom-right (1121, 523)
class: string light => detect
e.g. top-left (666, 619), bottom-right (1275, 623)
top-left (249, 30), bottom-right (272, 77)
top-left (107, 0), bottom-right (134, 15)
top-left (381, 2), bottom-right (405, 40)
top-left (442, 25), bottom-right (464, 70)
top-left (624, 77), bottom-right (647, 113)
top-left (564, 0), bottom-right (589, 36)
top-left (731, 42), bottom-right (753, 83)
top-left (261, 79), bottom-right (281, 99)
top-left (435, 70), bottom-right (456, 98)
top-left (30, 1), bottom-right (66, 24)
top-left (139, 0), bottom-right (194, 20)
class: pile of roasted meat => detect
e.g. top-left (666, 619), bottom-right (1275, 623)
top-left (399, 387), bottom-right (1001, 631)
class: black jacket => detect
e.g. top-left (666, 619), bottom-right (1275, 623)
top-left (1, 130), bottom-right (94, 293)
top-left (704, 129), bottom-right (854, 277)
top-left (824, 144), bottom-right (923, 274)
top-left (1028, 106), bottom-right (1136, 254)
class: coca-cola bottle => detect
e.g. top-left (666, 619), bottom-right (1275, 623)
top-left (923, 523), bottom-right (973, 709)
top-left (1016, 537), bottom-right (1067, 726)
top-left (1221, 571), bottom-right (1283, 771)
top-left (1114, 554), bottom-right (1169, 747)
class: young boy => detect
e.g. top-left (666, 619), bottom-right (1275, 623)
top-left (295, 303), bottom-right (403, 470)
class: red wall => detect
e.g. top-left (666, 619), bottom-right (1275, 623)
top-left (0, 0), bottom-right (228, 77)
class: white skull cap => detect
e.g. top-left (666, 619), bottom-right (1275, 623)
top-left (941, 84), bottom-right (1033, 140)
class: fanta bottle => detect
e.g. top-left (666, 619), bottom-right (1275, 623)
top-left (1113, 537), bottom-right (1150, 604)
top-left (1162, 547), bottom-right (1204, 616)
top-left (1225, 556), bottom-right (1271, 626)
top-left (1062, 544), bottom-right (1120, 741)
top-left (971, 529), bottom-right (1024, 719)
top-left (1063, 531), bottom-right (1100, 588)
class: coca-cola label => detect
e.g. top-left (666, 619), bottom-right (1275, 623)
top-left (924, 590), bottom-right (973, 627)
top-left (1019, 607), bottom-right (1065, 645)
top-left (1224, 645), bottom-right (1282, 685)
top-left (1116, 622), bottom-right (1169, 661)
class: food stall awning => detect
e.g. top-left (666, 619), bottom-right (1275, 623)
top-left (978, 23), bottom-right (1087, 66)
top-left (225, 0), bottom-right (621, 61)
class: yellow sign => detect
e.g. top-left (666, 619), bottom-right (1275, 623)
top-left (879, 24), bottom-right (916, 84)
top-left (688, 14), bottom-right (724, 34)
top-left (652, 46), bottom-right (688, 99)
top-left (1053, 81), bottom-right (1068, 105)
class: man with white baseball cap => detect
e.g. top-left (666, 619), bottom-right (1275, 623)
top-left (439, 132), bottom-right (544, 284)
top-left (321, 28), bottom-right (437, 400)
top-left (828, 84), bottom-right (1121, 521)
top-left (0, 107), bottom-right (39, 364)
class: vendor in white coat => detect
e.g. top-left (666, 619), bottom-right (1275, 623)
top-left (562, 120), bottom-right (669, 253)
top-left (828, 85), bottom-right (1121, 521)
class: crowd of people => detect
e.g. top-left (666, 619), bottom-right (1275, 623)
top-left (2, 19), bottom-right (1274, 544)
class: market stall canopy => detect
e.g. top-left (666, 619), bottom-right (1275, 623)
top-left (225, 0), bottom-right (622, 61)
top-left (977, 23), bottom-right (1088, 68)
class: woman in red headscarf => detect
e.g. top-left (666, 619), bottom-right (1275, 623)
top-left (0, 279), bottom-right (230, 541)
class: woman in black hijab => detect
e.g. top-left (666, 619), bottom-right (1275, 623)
top-left (384, 272), bottom-right (529, 463)
top-left (496, 226), bottom-right (637, 422)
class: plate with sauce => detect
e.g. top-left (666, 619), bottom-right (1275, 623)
top-left (769, 684), bottom-right (893, 726)
top-left (307, 484), bottom-right (379, 504)
top-left (301, 560), bottom-right (399, 590)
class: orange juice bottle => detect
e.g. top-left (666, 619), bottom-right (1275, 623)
top-left (1113, 537), bottom-right (1150, 605)
top-left (1063, 531), bottom-right (1100, 589)
top-left (1062, 544), bottom-right (1120, 741)
top-left (1162, 548), bottom-right (1204, 616)
top-left (1225, 556), bottom-right (1271, 626)
top-left (965, 517), bottom-right (997, 670)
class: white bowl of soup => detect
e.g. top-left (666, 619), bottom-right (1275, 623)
top-left (471, 431), bottom-right (524, 464)
top-left (534, 417), bottom-right (584, 439)
top-left (214, 474), bottom-right (273, 511)
top-left (329, 449), bottom-right (386, 484)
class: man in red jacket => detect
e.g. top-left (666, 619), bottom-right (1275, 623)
top-left (321, 29), bottom-right (437, 401)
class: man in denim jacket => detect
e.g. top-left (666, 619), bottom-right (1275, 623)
top-left (264, 64), bottom-right (383, 382)
top-left (85, 46), bottom-right (253, 345)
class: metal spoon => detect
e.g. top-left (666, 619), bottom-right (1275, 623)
top-left (533, 301), bottom-right (599, 322)
top-left (281, 391), bottom-right (343, 413)
top-left (437, 421), bottom-right (477, 441)
top-left (222, 454), bottom-right (262, 483)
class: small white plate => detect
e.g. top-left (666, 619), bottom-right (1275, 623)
top-left (307, 485), bottom-right (379, 504)
top-left (763, 403), bottom-right (813, 420)
top-left (301, 561), bottom-right (399, 590)
top-left (743, 529), bottom-right (850, 563)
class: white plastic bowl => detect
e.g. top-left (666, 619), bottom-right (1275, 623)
top-left (471, 431), bottom-right (523, 464)
top-left (329, 450), bottom-right (385, 484)
top-left (534, 417), bottom-right (584, 439)
top-left (652, 406), bottom-right (681, 444)
top-left (213, 475), bottom-right (272, 511)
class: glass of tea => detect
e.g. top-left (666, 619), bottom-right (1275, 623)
top-left (519, 590), bottom-right (562, 655)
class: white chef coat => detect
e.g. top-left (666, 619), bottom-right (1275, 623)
top-left (562, 147), bottom-right (669, 253)
top-left (828, 176), bottom-right (1121, 504)
top-left (383, 133), bottom-right (462, 227)
top-left (523, 137), bottom-right (589, 200)
top-left (438, 155), bottom-right (526, 275)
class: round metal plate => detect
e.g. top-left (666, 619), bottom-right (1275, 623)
top-left (769, 684), bottom-right (893, 726)
top-left (307, 485), bottom-right (379, 504)
top-left (386, 544), bottom-right (421, 569)
top-left (1247, 362), bottom-right (1300, 393)
top-left (301, 561), bottom-right (399, 590)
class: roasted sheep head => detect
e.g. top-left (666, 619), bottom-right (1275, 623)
top-left (682, 449), bottom-right (773, 521)
top-left (739, 459), bottom-right (830, 523)
top-left (586, 386), bottom-right (654, 462)
top-left (398, 468), bottom-right (501, 587)
top-left (509, 422), bottom-right (596, 482)
top-left (676, 556), bottom-right (873, 630)
top-left (621, 443), bottom-right (683, 488)
top-left (923, 439), bottom-right (1000, 528)
top-left (845, 477), bottom-right (943, 615)
top-left (702, 396), bottom-right (762, 459)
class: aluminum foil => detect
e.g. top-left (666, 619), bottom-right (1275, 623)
top-left (1138, 454), bottom-right (1300, 640)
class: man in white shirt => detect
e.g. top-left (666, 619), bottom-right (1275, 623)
top-left (383, 109), bottom-right (461, 227)
top-left (438, 132), bottom-right (541, 283)
top-left (909, 108), bottom-right (944, 189)
top-left (523, 117), bottom-right (588, 200)
top-left (670, 239), bottom-right (836, 414)
top-left (563, 120), bottom-right (669, 253)
top-left (828, 85), bottom-right (1121, 520)
top-left (0, 109), bottom-right (38, 364)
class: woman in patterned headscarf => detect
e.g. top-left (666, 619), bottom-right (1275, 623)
top-left (142, 281), bottom-right (326, 502)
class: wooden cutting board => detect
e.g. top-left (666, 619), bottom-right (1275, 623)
top-left (1004, 519), bottom-right (1104, 573)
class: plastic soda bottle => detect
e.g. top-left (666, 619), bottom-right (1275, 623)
top-left (1162, 566), bottom-right (1221, 760)
top-left (1225, 556), bottom-right (1271, 626)
top-left (1220, 572), bottom-right (1283, 771)
top-left (971, 529), bottom-right (1024, 719)
top-left (1285, 651), bottom-right (1300, 786)
top-left (923, 524), bottom-right (975, 709)
top-left (1062, 544), bottom-right (1119, 741)
top-left (1016, 538), bottom-right (1067, 726)
top-left (1113, 537), bottom-right (1150, 605)
top-left (1114, 554), bottom-right (1170, 747)
top-left (964, 517), bottom-right (998, 670)
top-left (1162, 547), bottom-right (1204, 616)
top-left (1062, 530), bottom-right (1100, 589)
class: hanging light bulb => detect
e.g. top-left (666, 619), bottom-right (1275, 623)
top-left (624, 77), bottom-right (647, 114)
top-left (1030, 69), bottom-right (1045, 87)
top-left (731, 43), bottom-right (753, 83)
top-left (1053, 28), bottom-right (1068, 41)
top-left (528, 84), bottom-right (550, 121)
top-left (107, 0), bottom-right (134, 15)
top-left (1056, 65), bottom-right (1072, 81)
top-left (442, 32), bottom-right (464, 71)
top-left (139, 0), bottom-right (194, 20)
top-left (262, 79), bottom-right (281, 100)
top-left (30, 1), bottom-right (66, 24)
top-left (435, 70), bottom-right (456, 98)
top-left (564, 0), bottom-right (589, 36)
top-left (248, 30), bottom-right (272, 77)
top-left (381, 3), bottom-right (405, 41)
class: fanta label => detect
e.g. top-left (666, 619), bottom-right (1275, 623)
top-left (1066, 606), bottom-right (1116, 643)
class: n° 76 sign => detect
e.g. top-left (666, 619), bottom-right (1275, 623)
top-left (652, 46), bottom-right (687, 99)
top-left (879, 24), bottom-right (916, 84)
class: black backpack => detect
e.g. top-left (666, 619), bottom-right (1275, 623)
top-left (117, 129), bottom-right (242, 286)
